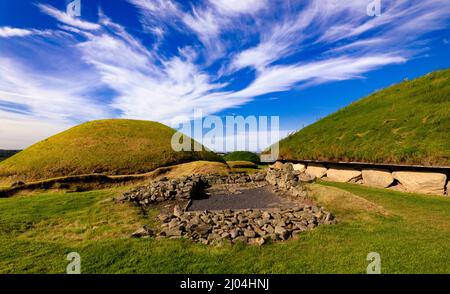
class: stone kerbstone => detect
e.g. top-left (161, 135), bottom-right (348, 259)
top-left (271, 161), bottom-right (284, 170)
top-left (392, 171), bottom-right (447, 195)
top-left (298, 173), bottom-right (316, 183)
top-left (292, 163), bottom-right (307, 173)
top-left (305, 163), bottom-right (327, 178)
top-left (362, 169), bottom-right (394, 188)
top-left (326, 166), bottom-right (361, 183)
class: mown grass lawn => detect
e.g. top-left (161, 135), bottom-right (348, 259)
top-left (0, 182), bottom-right (449, 274)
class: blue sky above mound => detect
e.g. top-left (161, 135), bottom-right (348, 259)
top-left (0, 0), bottom-right (449, 149)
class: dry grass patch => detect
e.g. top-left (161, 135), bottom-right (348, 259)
top-left (0, 188), bottom-right (145, 246)
top-left (151, 161), bottom-right (230, 179)
top-left (0, 161), bottom-right (232, 197)
top-left (227, 161), bottom-right (258, 169)
top-left (306, 183), bottom-right (389, 222)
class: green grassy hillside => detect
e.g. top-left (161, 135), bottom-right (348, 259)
top-left (279, 69), bottom-right (450, 166)
top-left (0, 119), bottom-right (223, 184)
top-left (223, 151), bottom-right (260, 164)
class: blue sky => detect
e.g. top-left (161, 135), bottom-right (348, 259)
top-left (0, 0), bottom-right (449, 150)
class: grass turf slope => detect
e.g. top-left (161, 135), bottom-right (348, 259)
top-left (0, 119), bottom-right (223, 185)
top-left (0, 183), bottom-right (449, 273)
top-left (278, 69), bottom-right (450, 166)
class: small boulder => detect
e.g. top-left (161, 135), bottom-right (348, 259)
top-left (243, 229), bottom-right (256, 238)
top-left (195, 224), bottom-right (212, 237)
top-left (233, 236), bottom-right (248, 244)
top-left (248, 237), bottom-right (265, 246)
top-left (229, 228), bottom-right (240, 239)
top-left (274, 226), bottom-right (289, 240)
top-left (173, 205), bottom-right (183, 218)
top-left (165, 228), bottom-right (183, 238)
top-left (131, 226), bottom-right (154, 238)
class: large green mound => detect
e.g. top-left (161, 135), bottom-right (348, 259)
top-left (0, 119), bottom-right (223, 184)
top-left (279, 69), bottom-right (450, 166)
top-left (223, 151), bottom-right (260, 164)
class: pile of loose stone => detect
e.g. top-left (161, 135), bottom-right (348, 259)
top-left (155, 204), bottom-right (335, 245)
top-left (120, 173), bottom-right (268, 208)
top-left (121, 176), bottom-right (206, 208)
top-left (125, 163), bottom-right (336, 245)
top-left (203, 173), bottom-right (267, 185)
top-left (265, 163), bottom-right (314, 198)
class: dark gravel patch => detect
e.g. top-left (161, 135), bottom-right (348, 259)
top-left (188, 186), bottom-right (296, 211)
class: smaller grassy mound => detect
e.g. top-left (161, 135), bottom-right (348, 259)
top-left (0, 119), bottom-right (223, 185)
top-left (223, 151), bottom-right (260, 164)
top-left (151, 161), bottom-right (230, 179)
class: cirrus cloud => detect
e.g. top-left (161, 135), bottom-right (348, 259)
top-left (0, 0), bottom-right (450, 149)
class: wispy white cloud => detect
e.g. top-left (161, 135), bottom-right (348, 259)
top-left (181, 7), bottom-right (225, 59)
top-left (38, 3), bottom-right (100, 30)
top-left (1, 0), bottom-right (450, 149)
top-left (0, 54), bottom-right (109, 149)
top-left (230, 55), bottom-right (406, 99)
top-left (128, 0), bottom-right (183, 40)
top-left (230, 41), bottom-right (288, 72)
top-left (0, 27), bottom-right (35, 38)
top-left (0, 57), bottom-right (108, 121)
top-left (209, 0), bottom-right (268, 15)
top-left (0, 26), bottom-right (55, 38)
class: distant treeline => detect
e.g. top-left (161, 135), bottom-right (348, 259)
top-left (0, 150), bottom-right (20, 161)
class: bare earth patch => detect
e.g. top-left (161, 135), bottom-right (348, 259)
top-left (188, 186), bottom-right (299, 211)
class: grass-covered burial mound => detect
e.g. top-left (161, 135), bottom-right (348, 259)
top-left (0, 119), bottom-right (223, 185)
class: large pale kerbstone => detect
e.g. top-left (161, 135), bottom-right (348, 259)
top-left (362, 169), bottom-right (394, 188)
top-left (326, 166), bottom-right (362, 183)
top-left (305, 163), bottom-right (327, 179)
top-left (392, 171), bottom-right (447, 195)
top-left (292, 163), bottom-right (307, 173)
top-left (270, 161), bottom-right (284, 170)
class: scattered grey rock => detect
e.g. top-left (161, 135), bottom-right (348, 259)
top-left (131, 226), bottom-right (154, 238)
top-left (173, 205), bottom-right (183, 218)
top-left (154, 205), bottom-right (335, 245)
top-left (265, 163), bottom-right (308, 198)
top-left (124, 167), bottom-right (337, 246)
